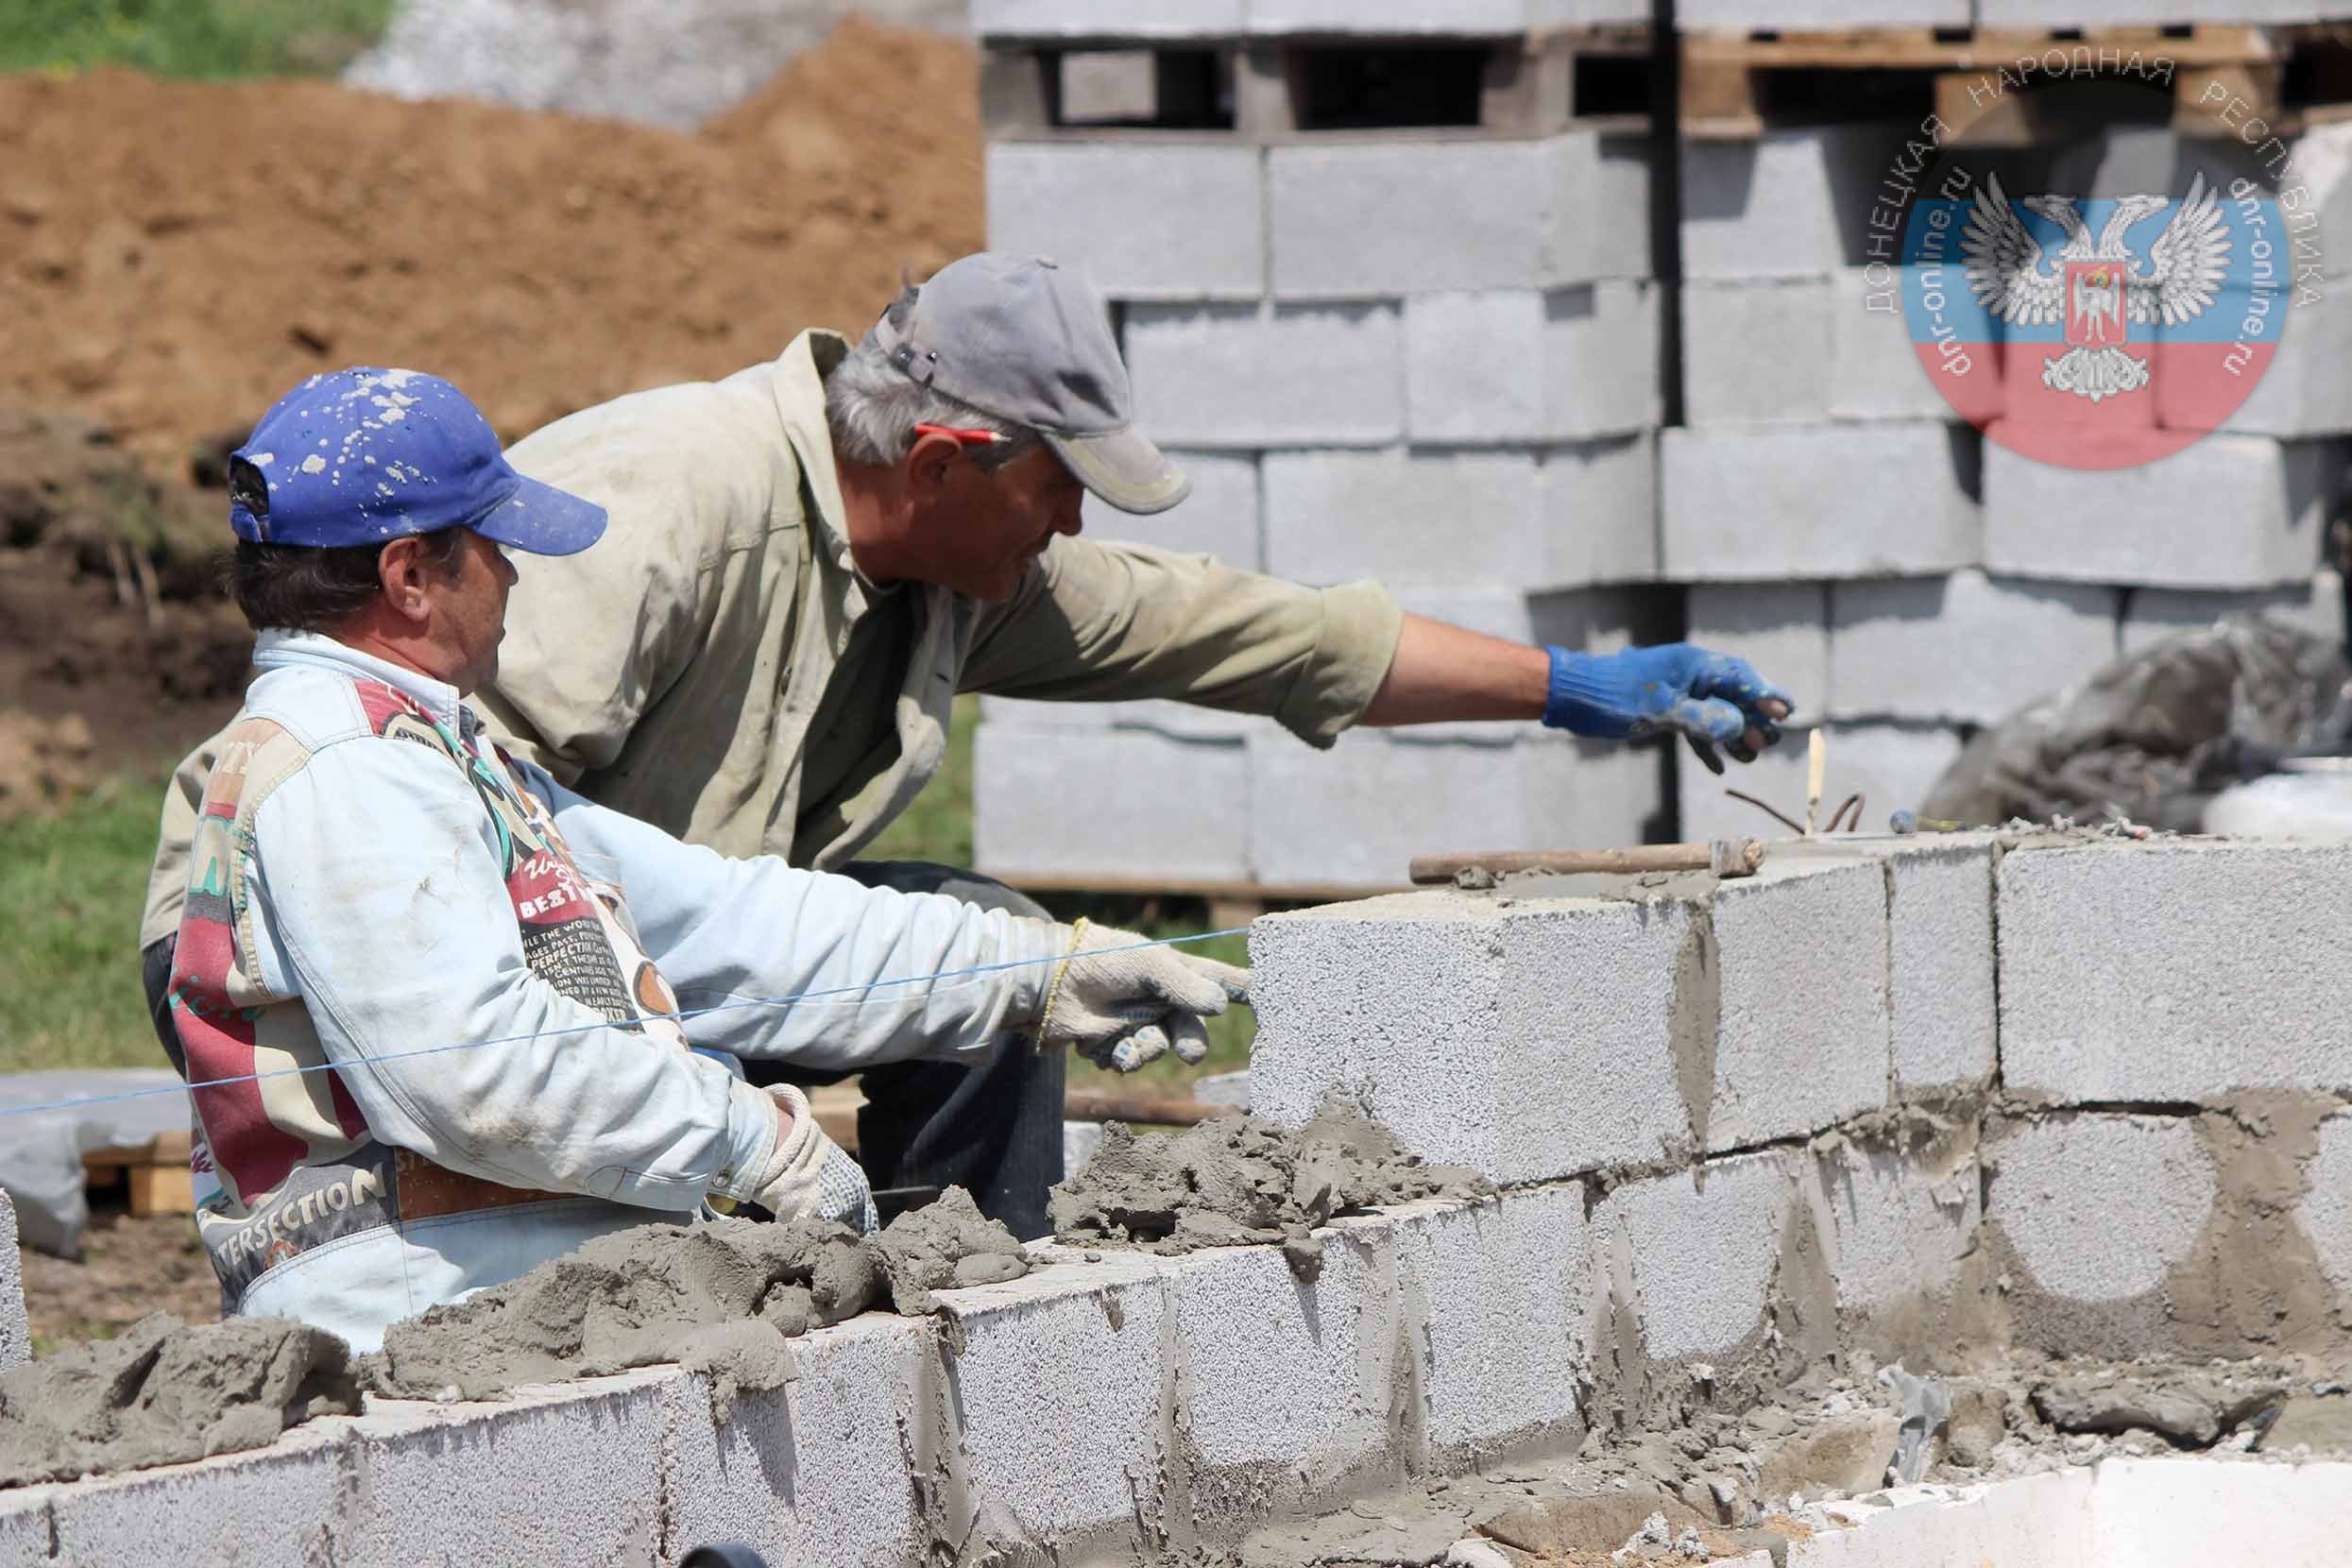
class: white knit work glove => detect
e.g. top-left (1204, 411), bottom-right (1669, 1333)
top-left (741, 1084), bottom-right (878, 1234)
top-left (1031, 920), bottom-right (1252, 1073)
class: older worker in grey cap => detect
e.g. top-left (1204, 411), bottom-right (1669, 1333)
top-left (146, 252), bottom-right (1792, 1239)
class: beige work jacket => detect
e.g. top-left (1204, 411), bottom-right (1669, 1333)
top-left (143, 331), bottom-right (1403, 947)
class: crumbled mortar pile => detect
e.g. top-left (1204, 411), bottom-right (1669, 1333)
top-left (0, 1313), bottom-right (358, 1487)
top-left (366, 1190), bottom-right (1025, 1414)
top-left (1049, 1100), bottom-right (1493, 1280)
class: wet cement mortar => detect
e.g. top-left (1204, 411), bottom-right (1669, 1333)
top-left (366, 1186), bottom-right (1026, 1415)
top-left (1222, 1355), bottom-right (2352, 1567)
top-left (0, 1313), bottom-right (359, 1487)
top-left (1048, 1098), bottom-right (1494, 1280)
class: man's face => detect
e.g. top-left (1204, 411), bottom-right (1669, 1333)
top-left (426, 528), bottom-right (519, 695)
top-left (902, 444), bottom-right (1087, 603)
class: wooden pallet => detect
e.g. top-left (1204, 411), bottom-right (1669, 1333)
top-left (983, 27), bottom-right (1656, 143)
top-left (1681, 25), bottom-right (2278, 140)
top-left (82, 1128), bottom-right (196, 1216)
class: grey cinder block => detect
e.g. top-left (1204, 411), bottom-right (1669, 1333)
top-left (1094, 449), bottom-right (1262, 569)
top-left (1828, 570), bottom-right (2122, 725)
top-left (1548, 131), bottom-right (1655, 284)
top-left (937, 1253), bottom-right (1169, 1542)
top-left (971, 0), bottom-right (1246, 37)
top-left (1399, 1185), bottom-right (1593, 1462)
top-left (340, 1373), bottom-right (671, 1562)
top-left (1263, 447), bottom-right (1540, 587)
top-left (1270, 142), bottom-right (1553, 298)
top-left (1999, 840), bottom-right (2352, 1104)
top-left (1125, 301), bottom-right (1403, 448)
top-left (1405, 291), bottom-right (1547, 444)
top-left (1830, 266), bottom-right (1958, 422)
top-left (1686, 581), bottom-right (1831, 721)
top-left (1662, 423), bottom-right (1981, 581)
top-left (1544, 281), bottom-right (1662, 438)
top-left (2118, 583), bottom-right (2330, 656)
top-left (1984, 1112), bottom-right (2220, 1357)
top-left (986, 143), bottom-right (1266, 301)
top-left (1538, 432), bottom-right (1658, 588)
top-left (1171, 1219), bottom-right (1404, 1495)
top-left (1983, 433), bottom-right (2327, 588)
top-left (656, 1317), bottom-right (931, 1565)
top-left (1249, 0), bottom-right (1530, 31)
top-left (0, 1189), bottom-right (25, 1371)
top-left (974, 724), bottom-right (1251, 882)
top-left (1681, 277), bottom-right (1836, 426)
top-left (1249, 888), bottom-right (1698, 1181)
top-left (1248, 729), bottom-right (1523, 890)
top-left (1703, 855), bottom-right (1892, 1151)
top-left (1680, 125), bottom-right (1900, 281)
top-left (1591, 1150), bottom-right (1796, 1362)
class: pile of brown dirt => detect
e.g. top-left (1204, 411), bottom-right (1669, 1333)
top-left (0, 17), bottom-right (983, 470)
top-left (0, 410), bottom-right (251, 808)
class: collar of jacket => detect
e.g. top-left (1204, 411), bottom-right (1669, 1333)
top-left (252, 627), bottom-right (474, 740)
top-left (769, 329), bottom-right (862, 583)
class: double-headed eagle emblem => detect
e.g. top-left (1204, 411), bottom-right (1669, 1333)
top-left (1959, 171), bottom-right (2233, 402)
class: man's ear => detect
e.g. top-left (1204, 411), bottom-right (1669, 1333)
top-left (905, 430), bottom-right (963, 500)
top-left (376, 536), bottom-right (435, 625)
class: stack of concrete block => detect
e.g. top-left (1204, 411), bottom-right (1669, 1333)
top-left (1668, 119), bottom-right (2352, 841)
top-left (972, 3), bottom-right (1670, 890)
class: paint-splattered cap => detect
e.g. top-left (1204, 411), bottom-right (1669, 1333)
top-left (226, 367), bottom-right (606, 555)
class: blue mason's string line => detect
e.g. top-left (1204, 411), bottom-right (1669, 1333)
top-left (0, 928), bottom-right (1253, 1123)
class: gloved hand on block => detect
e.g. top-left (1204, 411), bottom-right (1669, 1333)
top-left (1027, 920), bottom-right (1251, 1073)
top-left (734, 1083), bottom-right (878, 1233)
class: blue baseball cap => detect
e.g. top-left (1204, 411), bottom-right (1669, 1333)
top-left (227, 367), bottom-right (606, 555)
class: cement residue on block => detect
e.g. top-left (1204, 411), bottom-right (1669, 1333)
top-left (2295, 1110), bottom-right (2352, 1297)
top-left (1048, 1104), bottom-right (1491, 1278)
top-left (1595, 1150), bottom-right (1793, 1366)
top-left (0, 1313), bottom-right (358, 1489)
top-left (870, 1185), bottom-right (1028, 1315)
top-left (1986, 1115), bottom-right (2216, 1305)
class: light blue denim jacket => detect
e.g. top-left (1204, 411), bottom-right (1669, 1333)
top-left (190, 630), bottom-right (1058, 1351)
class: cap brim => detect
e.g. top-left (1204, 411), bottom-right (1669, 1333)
top-left (1047, 428), bottom-right (1189, 516)
top-left (471, 475), bottom-right (609, 556)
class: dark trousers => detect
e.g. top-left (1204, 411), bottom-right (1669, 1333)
top-left (139, 859), bottom-right (1065, 1241)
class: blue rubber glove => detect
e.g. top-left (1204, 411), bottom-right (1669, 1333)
top-left (1542, 643), bottom-right (1794, 772)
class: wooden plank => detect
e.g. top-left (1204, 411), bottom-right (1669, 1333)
top-left (128, 1164), bottom-right (196, 1216)
top-left (1064, 1090), bottom-right (1219, 1126)
top-left (1682, 26), bottom-right (2270, 73)
top-left (81, 1127), bottom-right (193, 1174)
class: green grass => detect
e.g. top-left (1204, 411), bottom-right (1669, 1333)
top-left (1, 695), bottom-right (1254, 1093)
top-left (0, 0), bottom-right (396, 79)
top-left (0, 775), bottom-right (169, 1076)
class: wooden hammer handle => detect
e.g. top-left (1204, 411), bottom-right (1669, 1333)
top-left (1408, 840), bottom-right (1762, 885)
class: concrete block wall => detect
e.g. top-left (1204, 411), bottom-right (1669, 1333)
top-left (21, 835), bottom-right (2352, 1559)
top-left (975, 6), bottom-right (1671, 891)
top-left (1253, 827), bottom-right (2352, 1365)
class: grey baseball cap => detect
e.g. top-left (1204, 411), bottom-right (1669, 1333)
top-left (869, 252), bottom-right (1190, 515)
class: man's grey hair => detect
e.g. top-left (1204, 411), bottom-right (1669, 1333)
top-left (826, 332), bottom-right (1043, 472)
